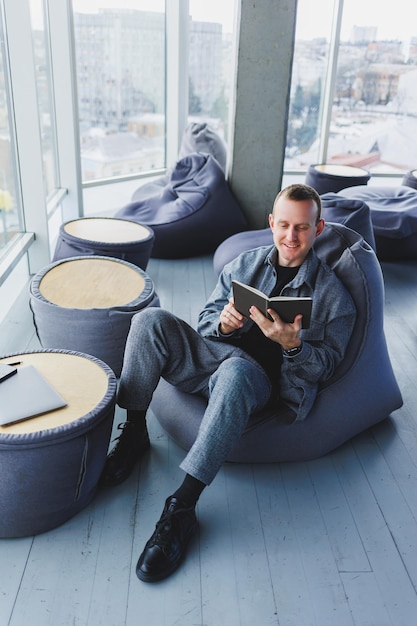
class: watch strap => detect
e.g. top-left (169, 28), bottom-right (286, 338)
top-left (283, 344), bottom-right (302, 357)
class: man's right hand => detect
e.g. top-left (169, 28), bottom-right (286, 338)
top-left (219, 298), bottom-right (246, 335)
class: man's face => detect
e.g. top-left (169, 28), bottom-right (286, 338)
top-left (269, 196), bottom-right (325, 267)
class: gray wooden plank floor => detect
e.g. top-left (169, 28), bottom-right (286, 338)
top-left (1, 255), bottom-right (417, 626)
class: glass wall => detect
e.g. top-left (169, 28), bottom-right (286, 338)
top-left (286, 0), bottom-right (417, 175)
top-left (29, 0), bottom-right (59, 198)
top-left (187, 1), bottom-right (236, 147)
top-left (0, 11), bottom-right (21, 255)
top-left (71, 0), bottom-right (166, 183)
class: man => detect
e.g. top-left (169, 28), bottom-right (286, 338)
top-left (101, 183), bottom-right (356, 583)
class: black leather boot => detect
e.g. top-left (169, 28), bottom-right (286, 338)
top-left (101, 421), bottom-right (150, 487)
top-left (136, 496), bottom-right (198, 582)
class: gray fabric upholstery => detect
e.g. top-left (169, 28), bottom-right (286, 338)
top-left (213, 227), bottom-right (272, 276)
top-left (52, 218), bottom-right (155, 270)
top-left (116, 153), bottom-right (247, 259)
top-left (212, 194), bottom-right (375, 275)
top-left (29, 256), bottom-right (160, 376)
top-left (151, 223), bottom-right (402, 462)
top-left (178, 122), bottom-right (227, 171)
top-left (402, 169), bottom-right (417, 190)
top-left (338, 185), bottom-right (417, 260)
top-left (131, 122), bottom-right (227, 203)
top-left (0, 350), bottom-right (116, 538)
top-left (305, 164), bottom-right (370, 194)
top-left (320, 193), bottom-right (376, 250)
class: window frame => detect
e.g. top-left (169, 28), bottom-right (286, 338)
top-left (2, 0), bottom-right (50, 279)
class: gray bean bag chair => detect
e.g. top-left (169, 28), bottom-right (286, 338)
top-left (131, 121), bottom-right (227, 202)
top-left (178, 121), bottom-right (227, 172)
top-left (337, 185), bottom-right (417, 260)
top-left (115, 153), bottom-right (247, 259)
top-left (151, 222), bottom-right (402, 462)
top-left (212, 193), bottom-right (375, 275)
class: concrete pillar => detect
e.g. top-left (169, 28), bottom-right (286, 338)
top-left (228, 0), bottom-right (297, 228)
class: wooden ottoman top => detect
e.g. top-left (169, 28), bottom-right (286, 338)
top-left (314, 164), bottom-right (368, 177)
top-left (64, 218), bottom-right (151, 243)
top-left (0, 352), bottom-right (111, 435)
top-left (39, 257), bottom-right (146, 309)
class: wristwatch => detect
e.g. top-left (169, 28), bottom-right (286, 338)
top-left (283, 344), bottom-right (302, 357)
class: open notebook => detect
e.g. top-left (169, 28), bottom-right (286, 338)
top-left (0, 364), bottom-right (67, 426)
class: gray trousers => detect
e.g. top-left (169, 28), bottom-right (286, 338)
top-left (117, 308), bottom-right (272, 485)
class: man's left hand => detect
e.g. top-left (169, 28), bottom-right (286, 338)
top-left (249, 306), bottom-right (302, 351)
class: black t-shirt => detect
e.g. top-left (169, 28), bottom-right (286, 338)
top-left (225, 264), bottom-right (300, 386)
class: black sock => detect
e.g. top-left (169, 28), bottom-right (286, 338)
top-left (172, 474), bottom-right (206, 508)
top-left (127, 409), bottom-right (147, 432)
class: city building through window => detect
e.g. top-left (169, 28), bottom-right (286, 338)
top-left (286, 0), bottom-right (417, 175)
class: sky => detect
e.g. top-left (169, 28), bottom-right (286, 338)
top-left (296, 0), bottom-right (417, 42)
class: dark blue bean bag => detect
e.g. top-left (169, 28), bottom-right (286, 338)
top-left (116, 153), bottom-right (247, 259)
top-left (131, 122), bottom-right (228, 203)
top-left (212, 193), bottom-right (375, 275)
top-left (151, 223), bottom-right (402, 462)
top-left (152, 223), bottom-right (402, 461)
top-left (337, 185), bottom-right (417, 260)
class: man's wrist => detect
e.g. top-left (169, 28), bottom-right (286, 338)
top-left (219, 322), bottom-right (233, 336)
top-left (283, 342), bottom-right (302, 357)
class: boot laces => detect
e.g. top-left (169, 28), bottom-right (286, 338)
top-left (153, 503), bottom-right (194, 548)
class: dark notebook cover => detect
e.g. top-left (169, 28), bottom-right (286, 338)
top-left (232, 280), bottom-right (312, 328)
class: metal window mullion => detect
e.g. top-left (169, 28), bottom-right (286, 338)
top-left (3, 0), bottom-right (50, 273)
top-left (317, 0), bottom-right (344, 164)
top-left (46, 0), bottom-right (83, 221)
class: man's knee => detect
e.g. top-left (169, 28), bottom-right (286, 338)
top-left (129, 307), bottom-right (173, 335)
top-left (212, 357), bottom-right (261, 388)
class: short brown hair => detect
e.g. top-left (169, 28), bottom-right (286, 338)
top-left (273, 183), bottom-right (322, 223)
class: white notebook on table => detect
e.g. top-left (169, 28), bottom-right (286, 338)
top-left (0, 364), bottom-right (67, 426)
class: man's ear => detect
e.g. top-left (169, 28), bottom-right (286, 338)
top-left (268, 213), bottom-right (274, 231)
top-left (315, 218), bottom-right (325, 238)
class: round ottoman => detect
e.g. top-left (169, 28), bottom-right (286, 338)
top-left (52, 217), bottom-right (155, 270)
top-left (305, 164), bottom-right (370, 194)
top-left (402, 169), bottom-right (417, 191)
top-left (0, 350), bottom-right (116, 538)
top-left (29, 256), bottom-right (160, 376)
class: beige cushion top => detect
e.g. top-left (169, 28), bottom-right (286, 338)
top-left (64, 218), bottom-right (151, 243)
top-left (315, 164), bottom-right (367, 177)
top-left (39, 257), bottom-right (145, 308)
top-left (0, 352), bottom-right (110, 435)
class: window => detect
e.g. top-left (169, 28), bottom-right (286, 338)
top-left (29, 0), bottom-right (60, 198)
top-left (71, 1), bottom-right (166, 183)
top-left (188, 1), bottom-right (236, 147)
top-left (286, 0), bottom-right (417, 175)
top-left (0, 10), bottom-right (21, 256)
